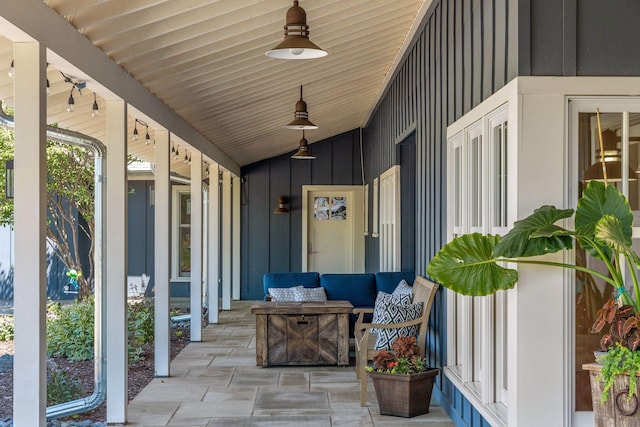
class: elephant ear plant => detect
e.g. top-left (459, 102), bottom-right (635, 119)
top-left (427, 180), bottom-right (640, 402)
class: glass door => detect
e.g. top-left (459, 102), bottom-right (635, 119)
top-left (569, 99), bottom-right (640, 420)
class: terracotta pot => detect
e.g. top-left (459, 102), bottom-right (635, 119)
top-left (368, 368), bottom-right (439, 418)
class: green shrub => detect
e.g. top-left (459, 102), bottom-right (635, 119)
top-left (47, 299), bottom-right (95, 361)
top-left (0, 315), bottom-right (14, 341)
top-left (128, 298), bottom-right (154, 361)
top-left (45, 297), bottom-right (155, 362)
top-left (47, 368), bottom-right (84, 406)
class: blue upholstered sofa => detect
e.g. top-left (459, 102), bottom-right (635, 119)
top-left (262, 271), bottom-right (416, 336)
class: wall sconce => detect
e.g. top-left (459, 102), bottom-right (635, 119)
top-left (265, 0), bottom-right (328, 60)
top-left (273, 196), bottom-right (290, 214)
top-left (5, 159), bottom-right (13, 199)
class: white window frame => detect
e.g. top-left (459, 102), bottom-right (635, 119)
top-left (172, 185), bottom-right (191, 281)
top-left (445, 102), bottom-right (510, 425)
top-left (379, 166), bottom-right (401, 271)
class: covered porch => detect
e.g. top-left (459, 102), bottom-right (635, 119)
top-left (126, 300), bottom-right (454, 426)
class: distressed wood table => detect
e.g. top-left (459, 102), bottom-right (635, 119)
top-left (250, 300), bottom-right (353, 367)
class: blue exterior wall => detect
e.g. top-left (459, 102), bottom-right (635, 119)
top-left (240, 129), bottom-right (363, 300)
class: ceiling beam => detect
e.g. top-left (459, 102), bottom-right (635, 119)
top-left (0, 0), bottom-right (239, 175)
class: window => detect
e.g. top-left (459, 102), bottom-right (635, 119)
top-left (379, 166), bottom-right (401, 271)
top-left (172, 185), bottom-right (191, 280)
top-left (569, 99), bottom-right (640, 413)
top-left (446, 103), bottom-right (509, 421)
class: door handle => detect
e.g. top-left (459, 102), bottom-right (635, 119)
top-left (308, 242), bottom-right (317, 255)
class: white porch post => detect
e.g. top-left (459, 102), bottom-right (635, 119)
top-left (12, 41), bottom-right (47, 427)
top-left (190, 150), bottom-right (203, 341)
top-left (207, 162), bottom-right (220, 324)
top-left (232, 175), bottom-right (240, 300)
top-left (221, 170), bottom-right (231, 310)
top-left (105, 100), bottom-right (128, 423)
top-left (154, 130), bottom-right (170, 376)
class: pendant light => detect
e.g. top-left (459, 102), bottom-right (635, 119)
top-left (265, 0), bottom-right (327, 59)
top-left (291, 131), bottom-right (316, 159)
top-left (583, 129), bottom-right (637, 182)
top-left (285, 86), bottom-right (317, 129)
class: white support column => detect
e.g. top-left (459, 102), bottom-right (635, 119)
top-left (13, 41), bottom-right (47, 427)
top-left (232, 175), bottom-right (240, 300)
top-left (222, 170), bottom-right (232, 310)
top-left (154, 130), bottom-right (170, 376)
top-left (105, 99), bottom-right (128, 424)
top-left (207, 163), bottom-right (220, 324)
top-left (190, 151), bottom-right (203, 341)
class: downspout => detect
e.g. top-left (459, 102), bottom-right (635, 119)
top-left (0, 104), bottom-right (108, 419)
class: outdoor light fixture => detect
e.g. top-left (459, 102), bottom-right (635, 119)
top-left (291, 130), bottom-right (316, 159)
top-left (273, 196), bottom-right (290, 214)
top-left (7, 60), bottom-right (13, 78)
top-left (46, 79), bottom-right (50, 96)
top-left (133, 118), bottom-right (148, 141)
top-left (266, 0), bottom-right (327, 59)
top-left (61, 72), bottom-right (86, 113)
top-left (67, 87), bottom-right (75, 112)
top-left (91, 93), bottom-right (99, 117)
top-left (285, 86), bottom-right (317, 129)
top-left (584, 129), bottom-right (637, 182)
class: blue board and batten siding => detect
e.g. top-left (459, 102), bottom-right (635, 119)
top-left (363, 0), bottom-right (515, 425)
top-left (240, 130), bottom-right (363, 300)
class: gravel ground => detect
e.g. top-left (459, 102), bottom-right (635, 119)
top-left (0, 328), bottom-right (190, 423)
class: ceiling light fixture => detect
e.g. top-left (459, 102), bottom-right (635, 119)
top-left (91, 93), bottom-right (99, 117)
top-left (285, 85), bottom-right (317, 129)
top-left (7, 60), bottom-right (13, 78)
top-left (133, 118), bottom-right (149, 142)
top-left (145, 125), bottom-right (150, 145)
top-left (265, 0), bottom-right (327, 60)
top-left (291, 130), bottom-right (316, 159)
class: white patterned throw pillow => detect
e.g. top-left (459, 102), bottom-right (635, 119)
top-left (293, 286), bottom-right (327, 302)
top-left (372, 301), bottom-right (424, 350)
top-left (392, 279), bottom-right (413, 300)
top-left (371, 291), bottom-right (413, 334)
top-left (268, 286), bottom-right (303, 302)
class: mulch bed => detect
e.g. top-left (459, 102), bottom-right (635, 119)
top-left (0, 328), bottom-right (190, 422)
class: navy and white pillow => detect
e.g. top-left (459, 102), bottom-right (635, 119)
top-left (293, 286), bottom-right (327, 302)
top-left (392, 279), bottom-right (413, 300)
top-left (372, 301), bottom-right (424, 350)
top-left (268, 286), bottom-right (303, 302)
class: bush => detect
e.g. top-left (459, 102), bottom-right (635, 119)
top-left (0, 315), bottom-right (13, 341)
top-left (128, 298), bottom-right (154, 362)
top-left (47, 368), bottom-right (84, 406)
top-left (47, 299), bottom-right (95, 361)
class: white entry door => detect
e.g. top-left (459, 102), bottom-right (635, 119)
top-left (302, 185), bottom-right (365, 273)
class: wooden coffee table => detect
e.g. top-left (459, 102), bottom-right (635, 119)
top-left (250, 300), bottom-right (353, 367)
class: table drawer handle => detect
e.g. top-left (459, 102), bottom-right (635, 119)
top-left (297, 320), bottom-right (309, 325)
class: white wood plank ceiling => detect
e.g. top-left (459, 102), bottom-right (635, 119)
top-left (0, 0), bottom-right (428, 170)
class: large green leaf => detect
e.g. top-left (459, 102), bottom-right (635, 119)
top-left (596, 215), bottom-right (632, 254)
top-left (494, 205), bottom-right (574, 258)
top-left (427, 233), bottom-right (519, 296)
top-left (575, 181), bottom-right (633, 258)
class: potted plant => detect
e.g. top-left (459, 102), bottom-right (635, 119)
top-left (427, 178), bottom-right (640, 425)
top-left (366, 336), bottom-right (439, 417)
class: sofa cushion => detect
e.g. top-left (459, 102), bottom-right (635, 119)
top-left (293, 286), bottom-right (327, 302)
top-left (320, 273), bottom-right (377, 308)
top-left (263, 272), bottom-right (320, 299)
top-left (375, 271), bottom-right (415, 294)
top-left (372, 301), bottom-right (424, 350)
top-left (269, 286), bottom-right (303, 302)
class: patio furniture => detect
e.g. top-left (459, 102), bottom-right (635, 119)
top-left (354, 276), bottom-right (439, 406)
top-left (250, 300), bottom-right (353, 367)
